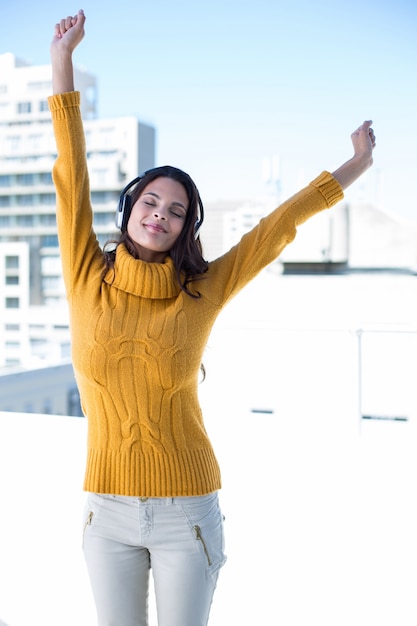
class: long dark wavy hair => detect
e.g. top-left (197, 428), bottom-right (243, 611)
top-left (103, 166), bottom-right (209, 297)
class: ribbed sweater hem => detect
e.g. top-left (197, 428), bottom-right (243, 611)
top-left (83, 448), bottom-right (222, 497)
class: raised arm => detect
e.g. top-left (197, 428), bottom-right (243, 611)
top-left (332, 120), bottom-right (376, 190)
top-left (48, 9), bottom-right (103, 295)
top-left (50, 9), bottom-right (86, 94)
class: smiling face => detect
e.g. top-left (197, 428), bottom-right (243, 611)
top-left (127, 176), bottom-right (189, 263)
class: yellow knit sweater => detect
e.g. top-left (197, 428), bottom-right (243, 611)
top-left (48, 91), bottom-right (344, 497)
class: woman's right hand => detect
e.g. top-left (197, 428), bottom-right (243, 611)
top-left (50, 10), bottom-right (86, 95)
top-left (51, 9), bottom-right (86, 57)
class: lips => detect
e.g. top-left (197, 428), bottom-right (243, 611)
top-left (144, 222), bottom-right (167, 233)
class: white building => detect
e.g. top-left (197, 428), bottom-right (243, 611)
top-left (202, 197), bottom-right (417, 273)
top-left (0, 241), bottom-right (30, 368)
top-left (0, 239), bottom-right (71, 369)
top-left (0, 52), bottom-right (155, 306)
top-left (0, 52), bottom-right (155, 369)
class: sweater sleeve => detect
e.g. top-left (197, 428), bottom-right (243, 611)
top-left (48, 91), bottom-right (104, 298)
top-left (203, 171), bottom-right (344, 305)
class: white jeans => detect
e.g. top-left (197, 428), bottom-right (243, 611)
top-left (82, 491), bottom-right (226, 626)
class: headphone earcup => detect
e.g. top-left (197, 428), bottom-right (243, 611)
top-left (194, 218), bottom-right (202, 239)
top-left (194, 198), bottom-right (204, 239)
top-left (115, 174), bottom-right (145, 231)
top-left (115, 193), bottom-right (132, 231)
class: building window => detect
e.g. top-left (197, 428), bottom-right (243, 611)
top-left (42, 275), bottom-right (62, 290)
top-left (39, 213), bottom-right (56, 226)
top-left (94, 212), bottom-right (114, 226)
top-left (6, 341), bottom-right (20, 349)
top-left (40, 194), bottom-right (56, 206)
top-left (0, 175), bottom-right (12, 187)
top-left (30, 338), bottom-right (48, 349)
top-left (91, 191), bottom-right (108, 203)
top-left (17, 215), bottom-right (34, 226)
top-left (5, 256), bottom-right (19, 269)
top-left (91, 190), bottom-right (119, 203)
top-left (17, 173), bottom-right (35, 186)
top-left (17, 101), bottom-right (32, 114)
top-left (5, 324), bottom-right (20, 331)
top-left (6, 276), bottom-right (19, 285)
top-left (17, 195), bottom-right (35, 206)
top-left (39, 100), bottom-right (49, 112)
top-left (0, 196), bottom-right (11, 207)
top-left (39, 172), bottom-right (53, 185)
top-left (6, 359), bottom-right (20, 367)
top-left (6, 297), bottom-right (19, 308)
top-left (41, 235), bottom-right (59, 248)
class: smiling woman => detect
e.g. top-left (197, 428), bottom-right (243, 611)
top-left (108, 163), bottom-right (208, 295)
top-left (48, 9), bottom-right (375, 626)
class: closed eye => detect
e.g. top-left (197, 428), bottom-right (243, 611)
top-left (170, 208), bottom-right (185, 218)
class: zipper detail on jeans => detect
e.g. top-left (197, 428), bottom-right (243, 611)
top-left (83, 511), bottom-right (94, 546)
top-left (194, 525), bottom-right (212, 566)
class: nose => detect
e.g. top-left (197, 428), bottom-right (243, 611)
top-left (153, 208), bottom-right (167, 220)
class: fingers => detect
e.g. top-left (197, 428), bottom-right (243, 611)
top-left (351, 120), bottom-right (376, 149)
top-left (361, 121), bottom-right (376, 148)
top-left (53, 22), bottom-right (62, 39)
top-left (369, 126), bottom-right (376, 148)
top-left (353, 120), bottom-right (372, 135)
top-left (54, 9), bottom-right (85, 39)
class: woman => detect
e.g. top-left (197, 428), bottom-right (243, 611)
top-left (49, 10), bottom-right (376, 626)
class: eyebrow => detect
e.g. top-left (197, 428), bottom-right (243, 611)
top-left (143, 191), bottom-right (187, 211)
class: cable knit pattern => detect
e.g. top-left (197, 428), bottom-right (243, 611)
top-left (48, 92), bottom-right (344, 497)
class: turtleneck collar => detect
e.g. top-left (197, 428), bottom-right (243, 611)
top-left (103, 244), bottom-right (181, 299)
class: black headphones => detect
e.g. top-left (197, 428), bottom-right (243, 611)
top-left (115, 167), bottom-right (204, 238)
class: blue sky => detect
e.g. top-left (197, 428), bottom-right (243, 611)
top-left (2, 0), bottom-right (417, 220)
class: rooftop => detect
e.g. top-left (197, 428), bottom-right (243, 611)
top-left (1, 271), bottom-right (417, 625)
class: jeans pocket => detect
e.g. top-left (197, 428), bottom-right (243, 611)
top-left (182, 495), bottom-right (227, 572)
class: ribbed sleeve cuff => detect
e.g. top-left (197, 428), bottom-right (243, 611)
top-left (310, 171), bottom-right (344, 207)
top-left (48, 91), bottom-right (81, 118)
